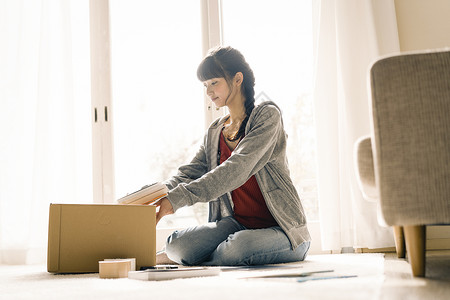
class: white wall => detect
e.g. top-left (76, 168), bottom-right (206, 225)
top-left (395, 0), bottom-right (450, 51)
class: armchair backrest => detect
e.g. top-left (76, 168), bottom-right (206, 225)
top-left (370, 50), bottom-right (450, 226)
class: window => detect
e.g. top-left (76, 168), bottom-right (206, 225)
top-left (107, 0), bottom-right (318, 227)
top-left (109, 0), bottom-right (207, 227)
top-left (222, 0), bottom-right (318, 220)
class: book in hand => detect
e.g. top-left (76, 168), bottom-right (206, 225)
top-left (128, 267), bottom-right (221, 281)
top-left (117, 182), bottom-right (168, 205)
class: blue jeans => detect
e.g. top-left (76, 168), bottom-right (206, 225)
top-left (165, 216), bottom-right (310, 266)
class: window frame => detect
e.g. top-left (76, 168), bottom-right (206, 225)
top-left (200, 0), bottom-right (228, 127)
top-left (89, 0), bottom-right (115, 204)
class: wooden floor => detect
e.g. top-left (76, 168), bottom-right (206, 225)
top-left (380, 250), bottom-right (450, 299)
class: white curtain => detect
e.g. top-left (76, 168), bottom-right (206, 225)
top-left (0, 0), bottom-right (91, 264)
top-left (312, 0), bottom-right (401, 250)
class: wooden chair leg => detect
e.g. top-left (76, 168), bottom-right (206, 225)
top-left (393, 226), bottom-right (406, 258)
top-left (404, 225), bottom-right (426, 277)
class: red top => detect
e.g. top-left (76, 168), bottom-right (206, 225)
top-left (219, 131), bottom-right (278, 229)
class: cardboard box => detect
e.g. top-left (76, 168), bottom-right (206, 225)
top-left (47, 204), bottom-right (156, 273)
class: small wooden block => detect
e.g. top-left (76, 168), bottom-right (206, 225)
top-left (103, 258), bottom-right (136, 271)
top-left (99, 260), bottom-right (132, 279)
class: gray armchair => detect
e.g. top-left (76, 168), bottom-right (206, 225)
top-left (355, 49), bottom-right (450, 277)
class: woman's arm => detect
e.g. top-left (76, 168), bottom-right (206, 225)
top-left (163, 136), bottom-right (209, 190)
top-left (167, 104), bottom-right (282, 212)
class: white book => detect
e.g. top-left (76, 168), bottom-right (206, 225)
top-left (117, 182), bottom-right (168, 205)
top-left (128, 267), bottom-right (221, 281)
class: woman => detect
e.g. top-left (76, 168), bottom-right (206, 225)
top-left (155, 46), bottom-right (311, 266)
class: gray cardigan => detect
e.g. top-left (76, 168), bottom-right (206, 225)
top-left (164, 101), bottom-right (311, 249)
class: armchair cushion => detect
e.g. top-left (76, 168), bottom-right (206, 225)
top-left (354, 136), bottom-right (378, 201)
top-left (369, 49), bottom-right (450, 226)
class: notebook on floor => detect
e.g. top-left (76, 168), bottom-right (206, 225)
top-left (47, 203), bottom-right (156, 273)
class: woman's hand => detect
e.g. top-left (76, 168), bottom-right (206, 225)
top-left (153, 197), bottom-right (174, 225)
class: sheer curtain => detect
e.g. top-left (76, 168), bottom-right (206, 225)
top-left (312, 0), bottom-right (400, 250)
top-left (0, 0), bottom-right (91, 264)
